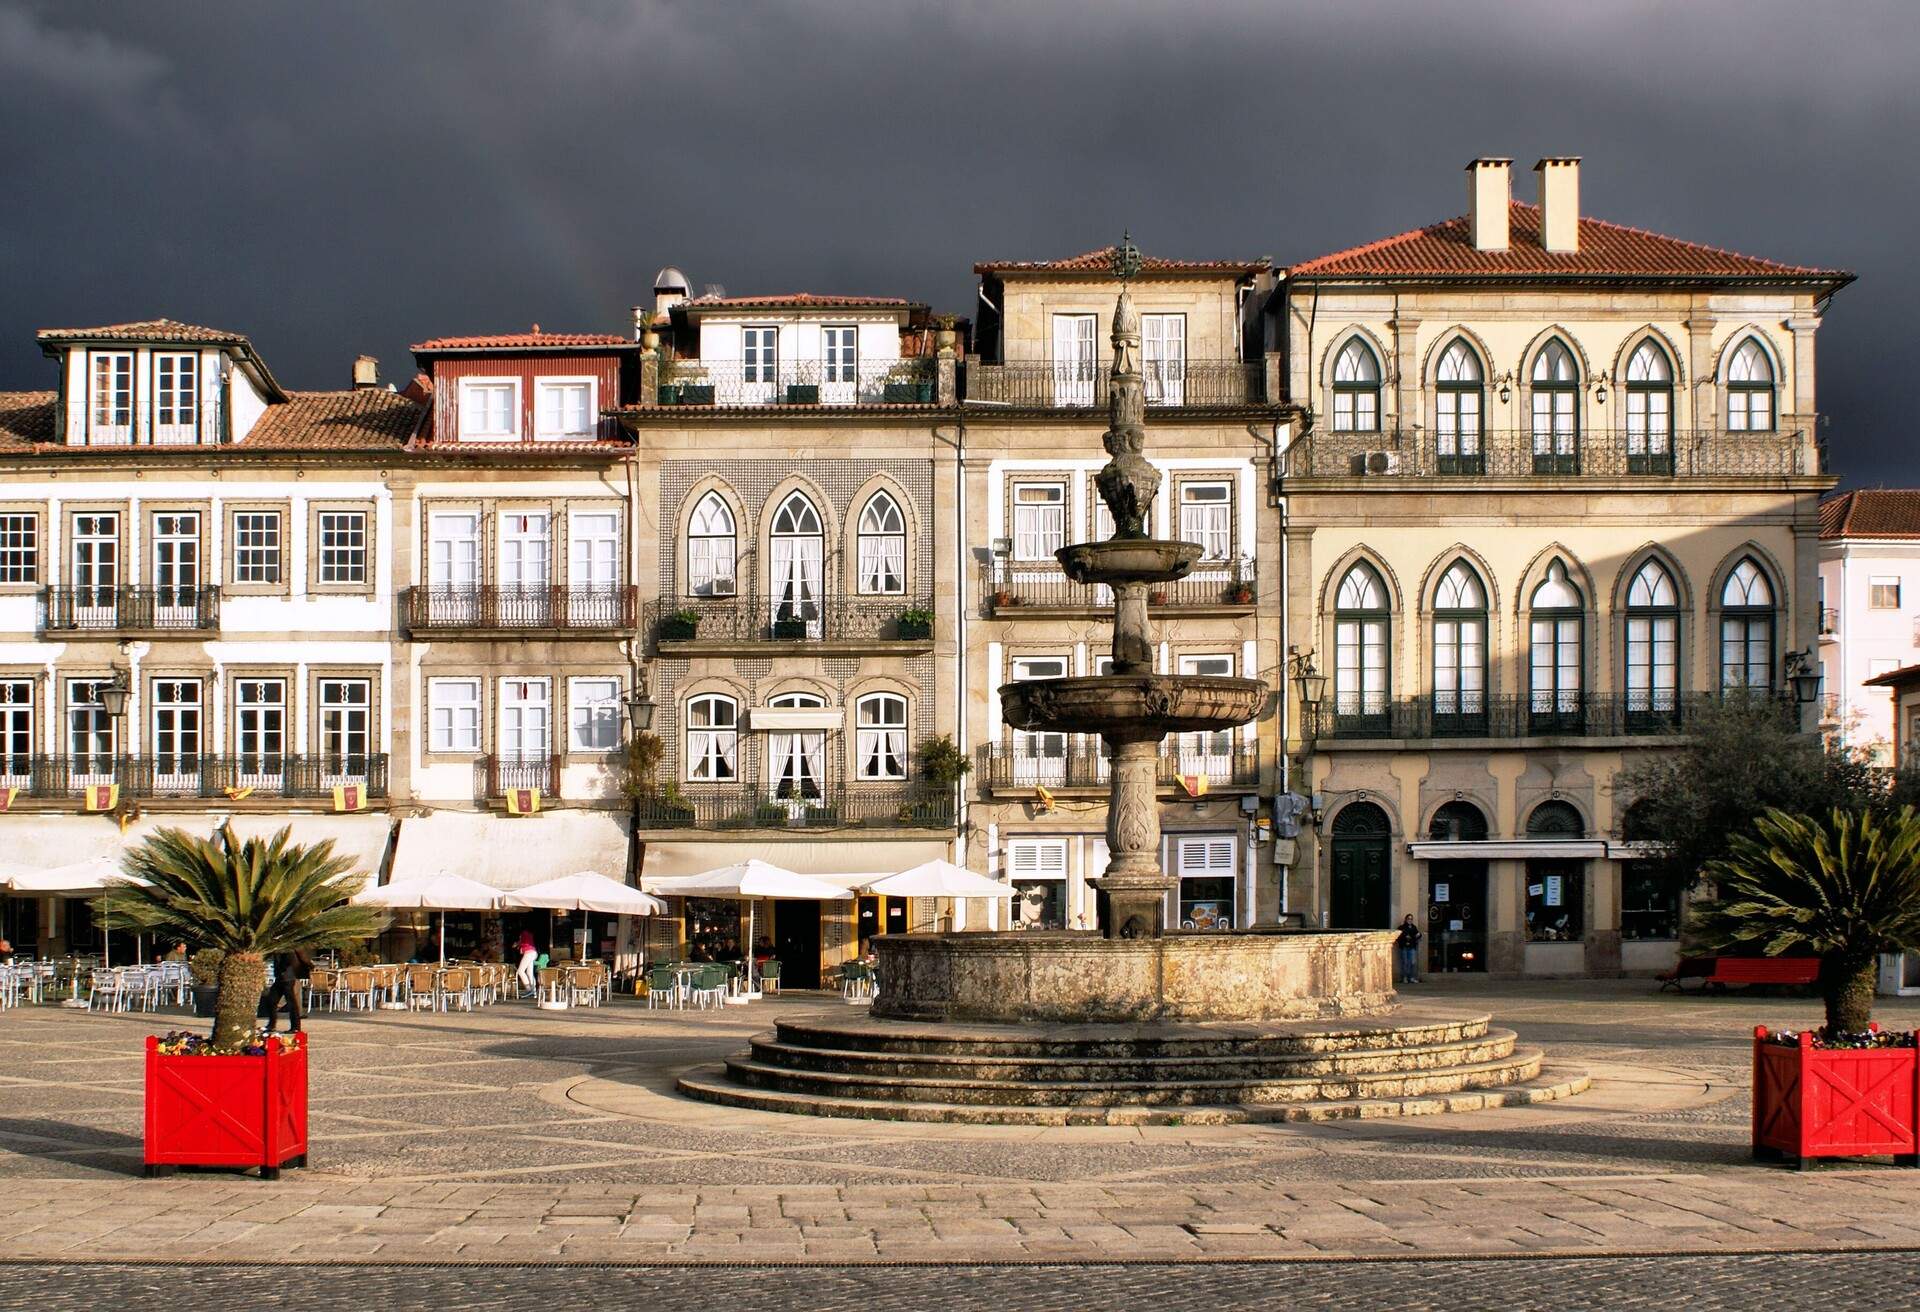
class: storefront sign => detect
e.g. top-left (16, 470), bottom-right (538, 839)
top-left (1433, 882), bottom-right (1450, 902)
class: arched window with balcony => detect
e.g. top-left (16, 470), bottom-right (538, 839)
top-left (1334, 562), bottom-right (1390, 734)
top-left (687, 492), bottom-right (737, 597)
top-left (1331, 338), bottom-right (1382, 433)
top-left (855, 692), bottom-right (908, 780)
top-left (1726, 337), bottom-right (1776, 432)
top-left (685, 693), bottom-right (739, 782)
top-left (1528, 559), bottom-right (1584, 732)
top-left (1530, 339), bottom-right (1580, 474)
top-left (1625, 340), bottom-right (1674, 473)
top-left (1625, 558), bottom-right (1681, 729)
top-left (1720, 557), bottom-right (1776, 693)
top-left (1434, 339), bottom-right (1484, 474)
top-left (767, 690), bottom-right (826, 800)
top-left (769, 491), bottom-right (824, 635)
top-left (856, 491), bottom-right (905, 595)
top-left (1431, 560), bottom-right (1487, 733)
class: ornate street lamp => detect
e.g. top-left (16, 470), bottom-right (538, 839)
top-left (623, 672), bottom-right (656, 734)
top-left (1784, 649), bottom-right (1821, 706)
top-left (94, 669), bottom-right (131, 720)
top-left (1290, 649), bottom-right (1326, 741)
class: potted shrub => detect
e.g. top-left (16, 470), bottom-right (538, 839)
top-left (659, 608), bottom-right (700, 641)
top-left (656, 382), bottom-right (682, 406)
top-left (772, 605), bottom-right (809, 640)
top-left (1149, 589), bottom-right (1169, 606)
top-left (1227, 582), bottom-right (1255, 605)
top-left (100, 823), bottom-right (388, 1178)
top-left (189, 948), bottom-right (223, 1018)
top-left (785, 383), bottom-right (820, 405)
top-left (679, 382), bottom-right (715, 405)
top-left (1691, 806), bottom-right (1920, 1168)
top-left (896, 606), bottom-right (934, 640)
top-left (804, 804), bottom-right (840, 828)
top-left (754, 801), bottom-right (792, 826)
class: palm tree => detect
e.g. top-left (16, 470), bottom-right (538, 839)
top-left (1690, 806), bottom-right (1920, 1035)
top-left (99, 824), bottom-right (388, 1049)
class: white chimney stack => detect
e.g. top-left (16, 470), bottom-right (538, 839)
top-left (1535, 157), bottom-right (1580, 253)
top-left (1466, 158), bottom-right (1512, 252)
top-left (351, 354), bottom-right (378, 389)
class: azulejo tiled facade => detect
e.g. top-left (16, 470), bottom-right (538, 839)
top-left (0, 156), bottom-right (1853, 981)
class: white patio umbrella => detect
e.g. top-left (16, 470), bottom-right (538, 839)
top-left (5, 860), bottom-right (148, 968)
top-left (352, 872), bottom-right (502, 965)
top-left (502, 872), bottom-right (668, 977)
top-left (644, 859), bottom-right (853, 996)
top-left (858, 859), bottom-right (1014, 901)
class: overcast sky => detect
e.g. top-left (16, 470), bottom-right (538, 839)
top-left (1, 1), bottom-right (1911, 485)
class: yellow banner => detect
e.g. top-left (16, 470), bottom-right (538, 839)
top-left (84, 783), bottom-right (119, 813)
top-left (0, 786), bottom-right (14, 811)
top-left (224, 786), bottom-right (256, 801)
top-left (332, 784), bottom-right (365, 813)
top-left (506, 787), bottom-right (541, 816)
top-left (1034, 785), bottom-right (1056, 814)
top-left (1179, 773), bottom-right (1211, 799)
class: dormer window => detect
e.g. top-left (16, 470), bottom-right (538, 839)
top-left (458, 378), bottom-right (519, 440)
top-left (153, 353), bottom-right (199, 444)
top-left (534, 378), bottom-right (595, 440)
top-left (91, 351), bottom-right (132, 441)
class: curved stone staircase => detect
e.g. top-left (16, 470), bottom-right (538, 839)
top-left (677, 1011), bottom-right (1588, 1126)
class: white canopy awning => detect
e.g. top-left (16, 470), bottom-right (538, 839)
top-left (503, 871), bottom-right (668, 915)
top-left (858, 859), bottom-right (1013, 899)
top-left (1407, 840), bottom-right (1611, 861)
top-left (0, 817), bottom-right (214, 895)
top-left (352, 872), bottom-right (502, 911)
top-left (641, 838), bottom-right (950, 887)
top-left (218, 814), bottom-right (395, 891)
top-left (388, 810), bottom-right (631, 892)
top-left (646, 858), bottom-right (854, 901)
top-left (8, 856), bottom-right (147, 895)
top-left (746, 708), bottom-right (845, 732)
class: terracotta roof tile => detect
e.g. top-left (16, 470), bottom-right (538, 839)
top-left (35, 318), bottom-right (253, 346)
top-left (975, 246), bottom-right (1266, 275)
top-left (239, 389), bottom-right (424, 450)
top-left (1820, 489), bottom-right (1920, 540)
top-left (682, 293), bottom-right (915, 310)
top-left (411, 330), bottom-right (631, 351)
top-left (0, 392), bottom-right (56, 447)
top-left (1288, 203), bottom-right (1850, 283)
top-left (1865, 662), bottom-right (1920, 689)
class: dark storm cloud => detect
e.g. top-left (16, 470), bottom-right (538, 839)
top-left (1, 0), bottom-right (1912, 483)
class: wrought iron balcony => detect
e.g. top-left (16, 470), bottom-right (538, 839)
top-left (1313, 692), bottom-right (1738, 743)
top-left (976, 742), bottom-right (1261, 794)
top-left (477, 754), bottom-right (562, 799)
top-left (0, 754), bottom-right (387, 802)
top-left (963, 360), bottom-right (1265, 410)
top-left (633, 781), bottom-right (955, 830)
top-left (645, 593), bottom-right (934, 647)
top-left (1819, 606), bottom-right (1840, 637)
top-left (42, 586), bottom-right (219, 633)
top-left (1284, 427), bottom-right (1814, 480)
top-left (981, 558), bottom-right (1255, 614)
top-left (403, 585), bottom-right (636, 634)
top-left (658, 358), bottom-right (937, 408)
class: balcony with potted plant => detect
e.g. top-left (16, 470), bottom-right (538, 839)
top-left (643, 593), bottom-right (937, 656)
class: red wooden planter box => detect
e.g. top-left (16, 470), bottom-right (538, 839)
top-left (143, 1032), bottom-right (308, 1178)
top-left (1752, 1026), bottom-right (1919, 1167)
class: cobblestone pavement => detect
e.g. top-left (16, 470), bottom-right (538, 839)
top-left (4, 979), bottom-right (1920, 1267)
top-left (6, 1254), bottom-right (1919, 1311)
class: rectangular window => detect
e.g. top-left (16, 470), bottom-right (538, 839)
top-left (232, 511), bottom-right (281, 584)
top-left (234, 678), bottom-right (285, 774)
top-left (1177, 656), bottom-right (1236, 775)
top-left (823, 326), bottom-right (858, 383)
top-left (428, 678), bottom-right (481, 753)
top-left (742, 326), bottom-right (778, 383)
top-left (1177, 482), bottom-right (1231, 561)
top-left (500, 678), bottom-right (551, 760)
top-left (1525, 863), bottom-right (1585, 941)
top-left (1010, 656), bottom-right (1069, 783)
top-left (1011, 483), bottom-right (1066, 560)
top-left (1142, 314), bottom-right (1186, 405)
top-left (1007, 838), bottom-right (1067, 931)
top-left (90, 352), bottom-right (132, 437)
top-left (1175, 834), bottom-right (1236, 932)
top-left (150, 679), bottom-right (202, 779)
top-left (1050, 315), bottom-right (1098, 405)
top-left (1871, 576), bottom-right (1902, 610)
top-left (317, 511), bottom-right (368, 585)
top-left (534, 379), bottom-right (594, 439)
top-left (66, 678), bottom-right (115, 774)
top-left (151, 512), bottom-right (199, 602)
top-left (70, 513), bottom-right (118, 606)
top-left (856, 694), bottom-right (908, 780)
top-left (569, 512), bottom-right (618, 588)
top-left (569, 677), bottom-right (620, 752)
top-left (0, 680), bottom-right (32, 776)
top-left (1620, 864), bottom-right (1679, 941)
top-left (153, 352), bottom-right (199, 441)
top-left (458, 379), bottom-right (519, 440)
top-left (0, 513), bottom-right (38, 584)
top-left (317, 678), bottom-right (371, 768)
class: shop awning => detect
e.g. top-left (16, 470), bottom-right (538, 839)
top-left (387, 810), bottom-right (631, 892)
top-left (1407, 840), bottom-right (1611, 861)
top-left (220, 814), bottom-right (395, 891)
top-left (640, 838), bottom-right (951, 888)
top-left (0, 816), bottom-right (215, 892)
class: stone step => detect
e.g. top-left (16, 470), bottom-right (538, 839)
top-left (719, 1047), bottom-right (1546, 1108)
top-left (677, 1062), bottom-right (1592, 1127)
top-left (747, 1028), bottom-right (1520, 1084)
top-left (770, 1012), bottom-right (1493, 1060)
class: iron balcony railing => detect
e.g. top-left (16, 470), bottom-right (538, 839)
top-left (659, 358), bottom-right (938, 407)
top-left (478, 754), bottom-right (562, 799)
top-left (0, 754), bottom-right (388, 801)
top-left (1819, 606), bottom-right (1840, 636)
top-left (1285, 427), bottom-right (1812, 480)
top-left (42, 586), bottom-right (220, 632)
top-left (646, 593), bottom-right (934, 645)
top-left (963, 359), bottom-right (1264, 409)
top-left (1314, 692), bottom-right (1748, 742)
top-left (981, 557), bottom-right (1255, 613)
top-left (977, 742), bottom-right (1261, 792)
top-left (633, 782), bottom-right (955, 830)
top-left (403, 585), bottom-right (637, 633)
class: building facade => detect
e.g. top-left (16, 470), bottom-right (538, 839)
top-left (1817, 490), bottom-right (1920, 760)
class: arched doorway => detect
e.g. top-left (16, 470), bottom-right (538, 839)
top-left (1329, 801), bottom-right (1391, 928)
top-left (1525, 800), bottom-right (1586, 944)
top-left (1425, 801), bottom-right (1488, 972)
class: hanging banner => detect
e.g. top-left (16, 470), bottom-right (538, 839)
top-left (0, 786), bottom-right (15, 811)
top-left (332, 783), bottom-right (365, 813)
top-left (1034, 785), bottom-right (1056, 815)
top-left (224, 786), bottom-right (256, 801)
top-left (507, 787), bottom-right (542, 817)
top-left (84, 783), bottom-right (119, 813)
top-left (1179, 773), bottom-right (1211, 799)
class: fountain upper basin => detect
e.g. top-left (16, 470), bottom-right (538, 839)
top-left (1057, 538), bottom-right (1203, 586)
top-left (1001, 674), bottom-right (1267, 739)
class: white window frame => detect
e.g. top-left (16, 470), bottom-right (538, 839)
top-left (152, 351), bottom-right (200, 444)
top-left (457, 377), bottom-right (521, 441)
top-left (856, 492), bottom-right (907, 595)
top-left (742, 326), bottom-right (779, 383)
top-left (1871, 576), bottom-right (1902, 610)
top-left (685, 693), bottom-right (739, 782)
top-left (317, 677), bottom-right (371, 766)
top-left (1012, 482), bottom-right (1066, 561)
top-left (0, 679), bottom-right (33, 776)
top-left (1177, 481), bottom-right (1232, 562)
top-left (533, 376), bottom-right (597, 441)
top-left (0, 513), bottom-right (38, 584)
top-left (1174, 834), bottom-right (1238, 932)
top-left (1007, 837), bottom-right (1068, 931)
top-left (823, 325), bottom-right (858, 384)
top-left (498, 677), bottom-right (552, 762)
top-left (1142, 313), bottom-right (1186, 406)
top-left (90, 351), bottom-right (133, 441)
top-left (569, 510), bottom-right (620, 597)
top-left (1051, 314), bottom-right (1098, 405)
top-left (316, 510), bottom-right (368, 585)
top-left (232, 510), bottom-right (281, 584)
top-left (150, 679), bottom-right (202, 779)
top-left (234, 678), bottom-right (286, 772)
top-left (855, 692), bottom-right (908, 781)
top-left (66, 678), bottom-right (115, 771)
top-left (687, 492), bottom-right (738, 597)
top-left (568, 676), bottom-right (621, 753)
top-left (428, 677), bottom-right (481, 754)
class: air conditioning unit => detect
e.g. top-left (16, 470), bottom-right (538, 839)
top-left (1365, 450), bottom-right (1400, 475)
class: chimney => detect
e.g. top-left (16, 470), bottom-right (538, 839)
top-left (351, 354), bottom-right (379, 389)
top-left (1534, 157), bottom-right (1580, 253)
top-left (652, 266), bottom-right (691, 317)
top-left (1466, 158), bottom-right (1512, 252)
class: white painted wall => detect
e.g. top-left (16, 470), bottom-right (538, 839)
top-left (1820, 539), bottom-right (1920, 758)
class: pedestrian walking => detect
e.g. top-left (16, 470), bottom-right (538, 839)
top-left (266, 948), bottom-right (311, 1033)
top-left (1395, 914), bottom-right (1422, 985)
top-left (515, 930), bottom-right (538, 997)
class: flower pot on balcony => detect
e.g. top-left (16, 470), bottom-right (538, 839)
top-left (772, 618), bottom-right (809, 640)
top-left (1227, 585), bottom-right (1254, 605)
top-left (656, 383), bottom-right (682, 405)
top-left (785, 384), bottom-right (820, 405)
top-left (1149, 590), bottom-right (1169, 606)
top-left (803, 805), bottom-right (840, 828)
top-left (659, 613), bottom-right (699, 641)
top-left (896, 611), bottom-right (934, 640)
top-left (679, 384), bottom-right (716, 406)
top-left (144, 1031), bottom-right (308, 1178)
top-left (1752, 1026), bottom-right (1920, 1168)
top-left (883, 380), bottom-right (934, 404)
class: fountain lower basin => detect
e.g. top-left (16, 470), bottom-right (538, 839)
top-left (1000, 674), bottom-right (1267, 738)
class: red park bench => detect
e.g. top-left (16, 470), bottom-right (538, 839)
top-left (1657, 955), bottom-right (1819, 992)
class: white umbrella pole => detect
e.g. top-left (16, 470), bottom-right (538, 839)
top-left (747, 901), bottom-right (755, 995)
top-left (439, 911), bottom-right (446, 967)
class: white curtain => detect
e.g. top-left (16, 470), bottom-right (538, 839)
top-left (771, 536), bottom-right (823, 623)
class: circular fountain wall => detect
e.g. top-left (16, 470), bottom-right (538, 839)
top-left (872, 929), bottom-right (1397, 1024)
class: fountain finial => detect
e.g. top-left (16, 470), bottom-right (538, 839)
top-left (1097, 238), bottom-right (1151, 539)
top-left (1109, 230), bottom-right (1143, 282)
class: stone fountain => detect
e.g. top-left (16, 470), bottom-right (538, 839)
top-left (677, 240), bottom-right (1586, 1123)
